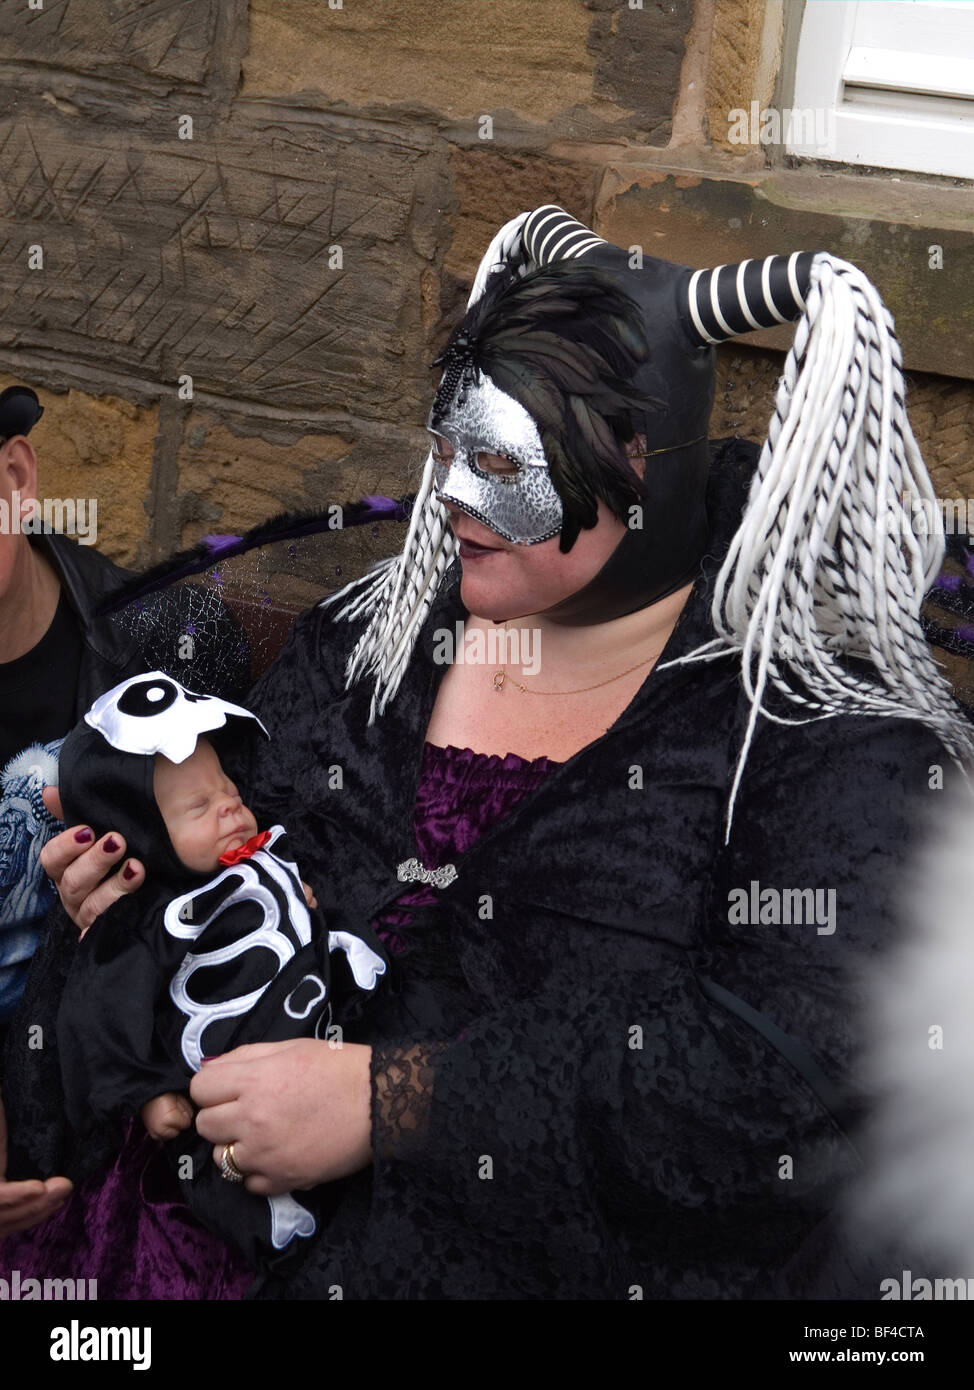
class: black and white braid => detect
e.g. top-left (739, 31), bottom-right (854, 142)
top-left (659, 252), bottom-right (974, 841)
top-left (318, 211), bottom-right (548, 721)
top-left (318, 451), bottom-right (457, 722)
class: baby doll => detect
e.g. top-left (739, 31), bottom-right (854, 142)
top-left (54, 670), bottom-right (388, 1270)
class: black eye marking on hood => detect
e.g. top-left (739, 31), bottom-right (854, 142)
top-left (117, 679), bottom-right (179, 719)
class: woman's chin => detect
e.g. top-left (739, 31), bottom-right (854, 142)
top-left (460, 587), bottom-right (547, 625)
top-left (459, 571), bottom-right (519, 622)
top-left (457, 556), bottom-right (575, 623)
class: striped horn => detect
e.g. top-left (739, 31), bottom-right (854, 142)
top-left (518, 211), bottom-right (818, 350)
top-left (467, 205), bottom-right (607, 308)
top-left (686, 253), bottom-right (817, 346)
top-left (468, 206), bottom-right (820, 354)
top-left (520, 205), bottom-right (607, 264)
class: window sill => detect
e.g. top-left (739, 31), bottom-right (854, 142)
top-left (591, 155), bottom-right (974, 381)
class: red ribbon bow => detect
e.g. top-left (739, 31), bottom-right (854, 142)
top-left (218, 829), bottom-right (272, 867)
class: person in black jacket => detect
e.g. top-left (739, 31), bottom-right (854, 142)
top-left (29, 209), bottom-right (974, 1298)
top-left (0, 384), bottom-right (249, 1238)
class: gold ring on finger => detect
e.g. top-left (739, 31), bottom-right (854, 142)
top-left (220, 1142), bottom-right (245, 1183)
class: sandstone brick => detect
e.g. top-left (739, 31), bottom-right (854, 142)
top-left (244, 0), bottom-right (598, 121)
top-left (586, 0), bottom-right (694, 141)
top-left (710, 344), bottom-right (780, 443)
top-left (170, 409), bottom-right (425, 606)
top-left (3, 0), bottom-right (230, 88)
top-left (243, 0), bottom-right (690, 140)
top-left (706, 0), bottom-right (771, 152)
top-left (445, 148), bottom-right (599, 285)
top-left (0, 97), bottom-right (439, 423)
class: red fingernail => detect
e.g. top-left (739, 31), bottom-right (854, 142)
top-left (200, 1056), bottom-right (216, 1064)
top-left (74, 828), bottom-right (93, 844)
top-left (104, 837), bottom-right (119, 853)
top-left (122, 863), bottom-right (136, 881)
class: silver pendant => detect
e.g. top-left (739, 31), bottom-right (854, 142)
top-left (396, 856), bottom-right (459, 888)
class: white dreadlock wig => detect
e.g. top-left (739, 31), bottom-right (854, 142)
top-left (317, 450), bottom-right (455, 724)
top-left (658, 250), bottom-right (974, 841)
top-left (321, 207), bottom-right (974, 827)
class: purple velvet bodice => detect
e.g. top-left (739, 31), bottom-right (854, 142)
top-left (0, 741), bottom-right (560, 1298)
top-left (375, 741), bottom-right (561, 955)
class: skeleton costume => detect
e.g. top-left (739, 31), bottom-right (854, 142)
top-left (53, 672), bottom-right (386, 1272)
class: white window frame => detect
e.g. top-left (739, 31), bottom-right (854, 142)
top-left (789, 0), bottom-right (974, 180)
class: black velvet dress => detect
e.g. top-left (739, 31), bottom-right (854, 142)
top-left (228, 436), bottom-right (961, 1299)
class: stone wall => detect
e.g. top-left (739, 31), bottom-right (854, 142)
top-left (1, 0), bottom-right (970, 600)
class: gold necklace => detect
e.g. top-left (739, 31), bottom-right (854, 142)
top-left (491, 622), bottom-right (659, 695)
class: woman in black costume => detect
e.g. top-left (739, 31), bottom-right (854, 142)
top-left (25, 208), bottom-right (974, 1298)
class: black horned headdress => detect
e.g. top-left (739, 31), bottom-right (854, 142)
top-left (319, 206), bottom-right (974, 838)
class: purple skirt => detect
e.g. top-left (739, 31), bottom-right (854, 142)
top-left (0, 1119), bottom-right (254, 1299)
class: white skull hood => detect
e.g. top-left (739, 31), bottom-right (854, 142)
top-left (85, 671), bottom-right (269, 764)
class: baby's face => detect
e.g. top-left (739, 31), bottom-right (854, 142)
top-left (153, 737), bottom-right (258, 873)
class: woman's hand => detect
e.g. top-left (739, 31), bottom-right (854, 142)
top-left (39, 786), bottom-right (145, 936)
top-left (190, 1039), bottom-right (373, 1194)
top-left (0, 1091), bottom-right (72, 1237)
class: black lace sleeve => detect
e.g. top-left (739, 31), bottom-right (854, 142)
top-left (370, 1042), bottom-right (446, 1161)
top-left (357, 713), bottom-right (955, 1300)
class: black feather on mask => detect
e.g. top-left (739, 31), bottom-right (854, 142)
top-left (431, 262), bottom-right (664, 552)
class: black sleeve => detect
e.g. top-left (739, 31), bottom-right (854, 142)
top-left (360, 714), bottom-right (955, 1299)
top-left (1, 901), bottom-right (123, 1183)
top-left (54, 893), bottom-right (193, 1136)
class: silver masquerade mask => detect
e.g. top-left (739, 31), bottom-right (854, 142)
top-left (427, 371), bottom-right (564, 545)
